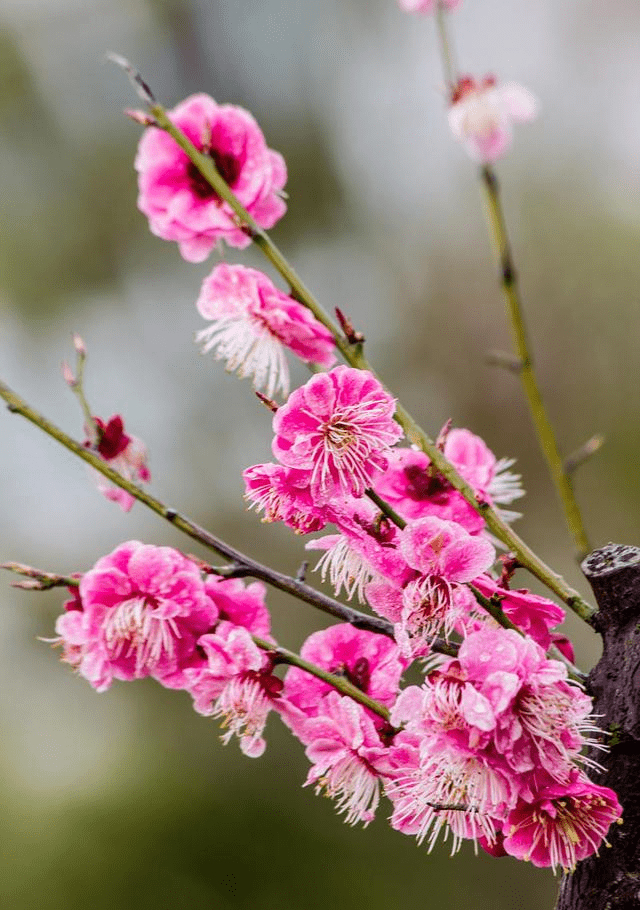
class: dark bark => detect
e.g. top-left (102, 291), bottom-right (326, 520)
top-left (556, 544), bottom-right (640, 910)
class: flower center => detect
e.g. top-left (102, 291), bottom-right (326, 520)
top-left (104, 595), bottom-right (179, 672)
top-left (324, 420), bottom-right (357, 455)
top-left (187, 148), bottom-right (242, 200)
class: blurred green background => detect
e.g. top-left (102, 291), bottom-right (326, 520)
top-left (2, 1), bottom-right (640, 907)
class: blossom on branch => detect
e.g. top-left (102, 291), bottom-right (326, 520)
top-left (195, 263), bottom-right (336, 398)
top-left (243, 462), bottom-right (332, 533)
top-left (186, 622), bottom-right (283, 758)
top-left (299, 692), bottom-right (393, 826)
top-left (282, 623), bottom-right (405, 733)
top-left (272, 366), bottom-right (403, 502)
top-left (54, 541), bottom-right (215, 692)
top-left (502, 773), bottom-right (622, 871)
top-left (135, 94), bottom-right (287, 261)
top-left (448, 76), bottom-right (538, 164)
top-left (375, 426), bottom-right (524, 530)
top-left (84, 414), bottom-right (150, 512)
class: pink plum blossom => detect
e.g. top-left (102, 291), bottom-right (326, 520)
top-left (243, 463), bottom-right (331, 534)
top-left (443, 427), bottom-right (524, 522)
top-left (398, 0), bottom-right (462, 13)
top-left (448, 75), bottom-right (538, 164)
top-left (186, 622), bottom-right (282, 757)
top-left (55, 541), bottom-right (215, 692)
top-left (306, 499), bottom-right (407, 603)
top-left (135, 94), bottom-right (287, 262)
top-left (398, 628), bottom-right (599, 786)
top-left (84, 415), bottom-right (150, 512)
top-left (502, 772), bottom-right (622, 871)
top-left (272, 366), bottom-right (403, 502)
top-left (473, 574), bottom-right (566, 651)
top-left (384, 628), bottom-right (606, 854)
top-left (203, 575), bottom-right (272, 640)
top-left (195, 264), bottom-right (336, 398)
top-left (375, 446), bottom-right (485, 533)
top-left (385, 735), bottom-right (513, 853)
top-left (375, 428), bottom-right (524, 530)
top-left (300, 692), bottom-right (392, 826)
top-left (394, 516), bottom-right (495, 651)
top-left (282, 623), bottom-right (405, 733)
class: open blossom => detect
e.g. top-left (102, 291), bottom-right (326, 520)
top-left (443, 428), bottom-right (524, 520)
top-left (306, 498), bottom-right (407, 604)
top-left (195, 264), bottom-right (335, 398)
top-left (385, 735), bottom-right (512, 853)
top-left (375, 427), bottom-right (524, 530)
top-left (54, 541), bottom-right (215, 692)
top-left (135, 94), bottom-right (287, 262)
top-left (243, 463), bottom-right (332, 533)
top-left (398, 0), bottom-right (462, 12)
top-left (300, 692), bottom-right (392, 826)
top-left (448, 76), bottom-right (537, 164)
top-left (85, 415), bottom-right (150, 512)
top-left (396, 516), bottom-right (495, 651)
top-left (272, 366), bottom-right (403, 502)
top-left (502, 772), bottom-right (622, 871)
top-left (282, 624), bottom-right (405, 734)
top-left (186, 622), bottom-right (283, 758)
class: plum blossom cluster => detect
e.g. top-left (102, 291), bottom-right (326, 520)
top-left (133, 95), bottom-right (335, 400)
top-left (46, 82), bottom-right (620, 879)
top-left (54, 542), bottom-right (621, 871)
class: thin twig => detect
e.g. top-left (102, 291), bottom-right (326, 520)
top-left (479, 165), bottom-right (591, 560)
top-left (426, 16), bottom-right (592, 562)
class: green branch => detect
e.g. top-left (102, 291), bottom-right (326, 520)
top-left (253, 636), bottom-right (392, 723)
top-left (479, 165), bottom-right (591, 560)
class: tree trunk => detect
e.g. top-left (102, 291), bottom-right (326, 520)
top-left (556, 544), bottom-right (640, 910)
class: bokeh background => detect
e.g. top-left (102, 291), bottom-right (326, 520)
top-left (2, 1), bottom-right (640, 907)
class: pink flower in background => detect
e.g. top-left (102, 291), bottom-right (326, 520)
top-left (84, 415), bottom-right (150, 512)
top-left (55, 541), bottom-right (214, 692)
top-left (272, 366), bottom-right (403, 502)
top-left (503, 773), bottom-right (622, 871)
top-left (135, 94), bottom-right (287, 261)
top-left (443, 427), bottom-right (524, 518)
top-left (375, 447), bottom-right (485, 533)
top-left (375, 427), bottom-right (524, 529)
top-left (448, 76), bottom-right (537, 163)
top-left (196, 264), bottom-right (335, 398)
top-left (398, 0), bottom-right (462, 13)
